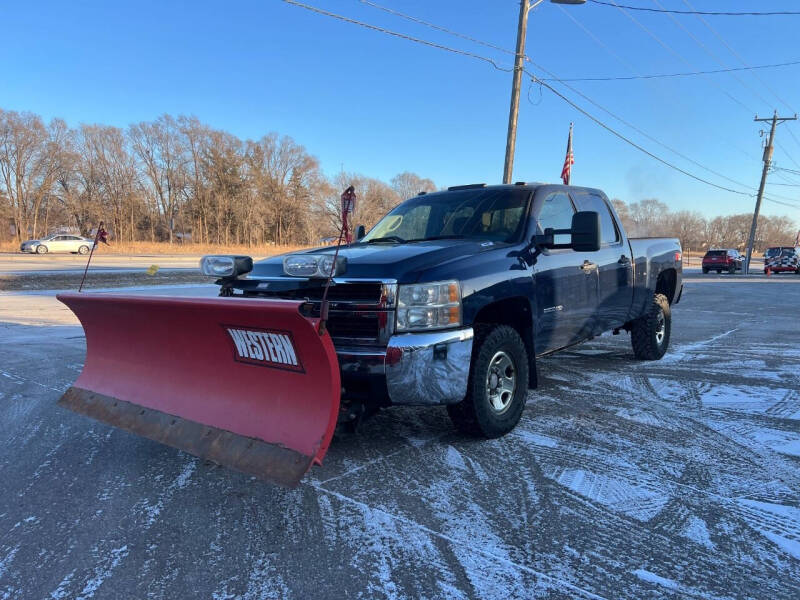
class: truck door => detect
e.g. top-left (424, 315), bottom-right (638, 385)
top-left (571, 191), bottom-right (633, 334)
top-left (532, 190), bottom-right (598, 353)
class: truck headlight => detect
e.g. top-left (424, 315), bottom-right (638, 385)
top-left (200, 255), bottom-right (253, 278)
top-left (396, 280), bottom-right (461, 332)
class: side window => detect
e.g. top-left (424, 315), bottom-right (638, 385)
top-left (573, 193), bottom-right (619, 245)
top-left (536, 192), bottom-right (575, 246)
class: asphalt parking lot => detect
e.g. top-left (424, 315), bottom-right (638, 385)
top-left (1, 275), bottom-right (799, 599)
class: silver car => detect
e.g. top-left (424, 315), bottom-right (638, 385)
top-left (20, 234), bottom-right (94, 255)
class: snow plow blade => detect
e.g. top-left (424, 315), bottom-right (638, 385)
top-left (57, 293), bottom-right (341, 487)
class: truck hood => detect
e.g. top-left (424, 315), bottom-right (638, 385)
top-left (248, 239), bottom-right (506, 283)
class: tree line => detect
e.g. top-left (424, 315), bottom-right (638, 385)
top-left (611, 198), bottom-right (798, 252)
top-left (0, 108), bottom-right (435, 245)
top-left (1, 107), bottom-right (796, 251)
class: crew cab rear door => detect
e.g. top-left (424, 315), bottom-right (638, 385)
top-left (570, 191), bottom-right (633, 333)
top-left (532, 190), bottom-right (598, 353)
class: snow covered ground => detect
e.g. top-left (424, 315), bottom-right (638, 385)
top-left (0, 276), bottom-right (799, 599)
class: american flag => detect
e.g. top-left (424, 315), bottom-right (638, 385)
top-left (561, 122), bottom-right (574, 185)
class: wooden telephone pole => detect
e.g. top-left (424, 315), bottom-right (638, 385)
top-left (502, 1), bottom-right (585, 184)
top-left (744, 111), bottom-right (797, 274)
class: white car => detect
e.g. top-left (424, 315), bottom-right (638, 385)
top-left (20, 234), bottom-right (94, 255)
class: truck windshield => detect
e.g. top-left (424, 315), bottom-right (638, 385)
top-left (361, 188), bottom-right (530, 244)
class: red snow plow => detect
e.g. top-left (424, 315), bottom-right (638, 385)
top-left (57, 293), bottom-right (340, 487)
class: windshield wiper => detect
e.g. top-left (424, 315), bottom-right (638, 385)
top-left (405, 235), bottom-right (466, 243)
top-left (364, 235), bottom-right (406, 244)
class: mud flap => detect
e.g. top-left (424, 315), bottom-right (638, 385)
top-left (57, 293), bottom-right (341, 487)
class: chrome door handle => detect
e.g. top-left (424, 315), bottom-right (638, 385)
top-left (580, 260), bottom-right (597, 272)
top-left (618, 255), bottom-right (630, 264)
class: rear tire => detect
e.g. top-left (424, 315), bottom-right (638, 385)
top-left (631, 293), bottom-right (671, 360)
top-left (78, 245), bottom-right (89, 255)
top-left (36, 245), bottom-right (48, 254)
top-left (702, 267), bottom-right (708, 274)
top-left (447, 324), bottom-right (529, 438)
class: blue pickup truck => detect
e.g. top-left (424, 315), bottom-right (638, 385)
top-left (208, 183), bottom-right (682, 438)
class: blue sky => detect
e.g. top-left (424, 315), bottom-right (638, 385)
top-left (3, 0), bottom-right (800, 218)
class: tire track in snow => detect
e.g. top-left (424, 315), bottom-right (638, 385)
top-left (308, 483), bottom-right (610, 600)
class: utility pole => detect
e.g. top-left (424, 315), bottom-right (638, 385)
top-left (744, 111), bottom-right (797, 273)
top-left (502, 0), bottom-right (529, 184)
top-left (502, 1), bottom-right (585, 184)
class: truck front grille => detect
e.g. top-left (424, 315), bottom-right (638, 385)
top-left (241, 281), bottom-right (395, 345)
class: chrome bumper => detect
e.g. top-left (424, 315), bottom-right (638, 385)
top-left (335, 327), bottom-right (474, 406)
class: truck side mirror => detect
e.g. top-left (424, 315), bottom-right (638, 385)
top-left (531, 210), bottom-right (601, 252)
top-left (570, 211), bottom-right (601, 252)
top-left (356, 225), bottom-right (366, 240)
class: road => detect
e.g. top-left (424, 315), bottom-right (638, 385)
top-left (0, 252), bottom-right (207, 275)
top-left (1, 276), bottom-right (799, 599)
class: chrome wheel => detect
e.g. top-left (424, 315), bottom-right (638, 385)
top-left (655, 310), bottom-right (666, 345)
top-left (485, 350), bottom-right (516, 414)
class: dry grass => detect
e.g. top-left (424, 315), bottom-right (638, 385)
top-left (0, 240), bottom-right (308, 257)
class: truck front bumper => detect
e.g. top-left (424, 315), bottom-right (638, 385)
top-left (335, 327), bottom-right (474, 406)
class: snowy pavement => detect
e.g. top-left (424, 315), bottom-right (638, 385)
top-left (1, 279), bottom-right (799, 598)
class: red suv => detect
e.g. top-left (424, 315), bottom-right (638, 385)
top-left (702, 249), bottom-right (743, 274)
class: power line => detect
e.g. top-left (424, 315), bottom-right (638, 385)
top-left (683, 0), bottom-right (796, 114)
top-left (283, 0), bottom-right (788, 204)
top-left (773, 169), bottom-right (800, 185)
top-left (651, 0), bottom-right (772, 108)
top-left (554, 3), bottom-right (758, 163)
top-left (526, 62), bottom-right (756, 192)
top-left (786, 124), bottom-right (800, 154)
top-left (281, 0), bottom-right (512, 72)
top-left (763, 196), bottom-right (800, 209)
top-left (358, 0), bottom-right (519, 58)
top-left (773, 166), bottom-right (800, 177)
top-left (540, 59), bottom-right (800, 82)
top-left (603, 0), bottom-right (756, 114)
top-left (525, 71), bottom-right (752, 196)
top-left (775, 140), bottom-right (800, 170)
top-left (588, 1), bottom-right (800, 16)
top-left (555, 4), bottom-right (643, 76)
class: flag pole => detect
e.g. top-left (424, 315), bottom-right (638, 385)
top-left (78, 224), bottom-right (103, 292)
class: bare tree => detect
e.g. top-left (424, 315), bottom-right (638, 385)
top-left (0, 109), bottom-right (50, 240)
top-left (390, 171), bottom-right (436, 202)
top-left (3, 105), bottom-right (796, 251)
top-left (129, 115), bottom-right (187, 243)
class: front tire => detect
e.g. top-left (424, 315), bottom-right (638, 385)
top-left (631, 293), bottom-right (671, 360)
top-left (78, 245), bottom-right (89, 255)
top-left (36, 245), bottom-right (48, 254)
top-left (447, 324), bottom-right (529, 438)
